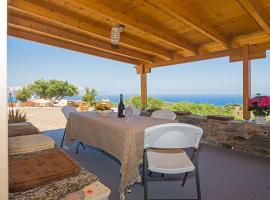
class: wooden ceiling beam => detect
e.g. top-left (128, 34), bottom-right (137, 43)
top-left (8, 27), bottom-right (142, 65)
top-left (146, 0), bottom-right (230, 48)
top-left (47, 0), bottom-right (197, 53)
top-left (237, 0), bottom-right (270, 35)
top-left (8, 0), bottom-right (172, 60)
top-left (152, 42), bottom-right (270, 68)
top-left (8, 14), bottom-right (155, 64)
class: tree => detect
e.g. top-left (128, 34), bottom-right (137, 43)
top-left (30, 79), bottom-right (78, 106)
top-left (82, 87), bottom-right (97, 106)
top-left (15, 86), bottom-right (31, 102)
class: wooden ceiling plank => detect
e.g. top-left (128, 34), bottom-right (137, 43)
top-left (8, 0), bottom-right (172, 60)
top-left (8, 27), bottom-right (141, 65)
top-left (152, 42), bottom-right (270, 68)
top-left (8, 14), bottom-right (155, 63)
top-left (46, 0), bottom-right (197, 53)
top-left (146, 0), bottom-right (230, 48)
top-left (237, 0), bottom-right (270, 35)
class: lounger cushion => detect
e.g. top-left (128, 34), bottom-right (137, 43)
top-left (9, 149), bottom-right (81, 192)
top-left (9, 134), bottom-right (55, 155)
top-left (9, 122), bottom-right (40, 137)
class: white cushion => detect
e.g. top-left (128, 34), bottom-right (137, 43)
top-left (9, 134), bottom-right (55, 155)
top-left (147, 148), bottom-right (195, 174)
top-left (63, 181), bottom-right (111, 200)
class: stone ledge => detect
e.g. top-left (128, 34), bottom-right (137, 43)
top-left (178, 114), bottom-right (270, 157)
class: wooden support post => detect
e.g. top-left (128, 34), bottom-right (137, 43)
top-left (141, 73), bottom-right (147, 109)
top-left (243, 44), bottom-right (251, 120)
top-left (0, 0), bottom-right (8, 199)
top-left (135, 65), bottom-right (151, 109)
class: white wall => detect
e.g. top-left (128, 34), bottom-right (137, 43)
top-left (0, 0), bottom-right (8, 199)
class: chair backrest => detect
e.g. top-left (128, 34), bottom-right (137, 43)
top-left (151, 109), bottom-right (177, 120)
top-left (144, 123), bottom-right (203, 149)
top-left (61, 106), bottom-right (77, 120)
top-left (126, 105), bottom-right (141, 117)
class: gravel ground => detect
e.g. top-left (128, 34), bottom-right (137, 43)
top-left (21, 107), bottom-right (67, 132)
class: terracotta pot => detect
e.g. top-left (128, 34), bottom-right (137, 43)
top-left (255, 116), bottom-right (266, 124)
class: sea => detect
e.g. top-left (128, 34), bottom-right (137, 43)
top-left (64, 94), bottom-right (243, 106)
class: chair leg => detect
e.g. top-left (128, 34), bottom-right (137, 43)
top-left (142, 163), bottom-right (145, 186)
top-left (143, 150), bottom-right (148, 200)
top-left (60, 128), bottom-right (66, 148)
top-left (181, 172), bottom-right (189, 187)
top-left (76, 142), bottom-right (80, 154)
top-left (148, 171), bottom-right (152, 176)
top-left (80, 142), bottom-right (86, 150)
top-left (76, 141), bottom-right (86, 154)
top-left (194, 150), bottom-right (201, 200)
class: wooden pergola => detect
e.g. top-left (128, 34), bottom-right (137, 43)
top-left (7, 0), bottom-right (270, 119)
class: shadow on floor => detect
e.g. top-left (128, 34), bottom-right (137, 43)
top-left (43, 129), bottom-right (270, 200)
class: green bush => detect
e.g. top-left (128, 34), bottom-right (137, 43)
top-left (8, 109), bottom-right (27, 123)
top-left (82, 87), bottom-right (97, 106)
top-left (148, 97), bottom-right (164, 109)
top-left (15, 87), bottom-right (31, 102)
top-left (67, 101), bottom-right (79, 107)
top-left (168, 102), bottom-right (235, 117)
top-left (125, 96), bottom-right (164, 109)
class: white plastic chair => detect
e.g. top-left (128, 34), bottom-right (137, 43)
top-left (126, 105), bottom-right (141, 117)
top-left (143, 123), bottom-right (203, 200)
top-left (151, 109), bottom-right (177, 120)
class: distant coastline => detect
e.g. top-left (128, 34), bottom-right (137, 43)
top-left (64, 94), bottom-right (243, 106)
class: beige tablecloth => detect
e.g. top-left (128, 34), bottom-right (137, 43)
top-left (65, 112), bottom-right (174, 198)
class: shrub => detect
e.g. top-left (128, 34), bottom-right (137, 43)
top-left (126, 96), bottom-right (164, 109)
top-left (148, 97), bottom-right (164, 109)
top-left (15, 87), bottom-right (31, 102)
top-left (82, 87), bottom-right (97, 106)
top-left (78, 101), bottom-right (90, 111)
top-left (8, 109), bottom-right (27, 123)
top-left (168, 102), bottom-right (234, 116)
top-left (21, 101), bottom-right (39, 107)
top-left (67, 101), bottom-right (79, 107)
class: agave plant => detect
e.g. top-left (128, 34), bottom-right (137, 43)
top-left (8, 109), bottom-right (27, 123)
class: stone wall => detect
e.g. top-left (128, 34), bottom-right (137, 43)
top-left (177, 114), bottom-right (270, 157)
top-left (141, 110), bottom-right (270, 157)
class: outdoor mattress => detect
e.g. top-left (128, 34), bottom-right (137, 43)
top-left (9, 149), bottom-right (80, 192)
top-left (9, 149), bottom-right (106, 200)
top-left (9, 122), bottom-right (40, 137)
top-left (9, 134), bottom-right (55, 155)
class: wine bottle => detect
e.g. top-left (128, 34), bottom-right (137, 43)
top-left (118, 94), bottom-right (125, 118)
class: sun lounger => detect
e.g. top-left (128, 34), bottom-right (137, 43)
top-left (8, 122), bottom-right (40, 137)
top-left (9, 134), bottom-right (55, 155)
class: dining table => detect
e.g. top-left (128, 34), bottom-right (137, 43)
top-left (65, 111), bottom-right (175, 200)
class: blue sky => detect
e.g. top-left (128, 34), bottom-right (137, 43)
top-left (7, 36), bottom-right (270, 96)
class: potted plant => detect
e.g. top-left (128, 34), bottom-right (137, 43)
top-left (95, 100), bottom-right (112, 116)
top-left (248, 93), bottom-right (270, 124)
